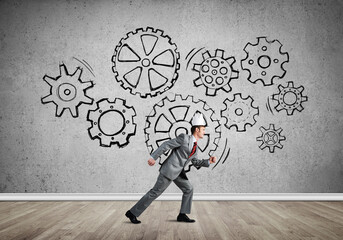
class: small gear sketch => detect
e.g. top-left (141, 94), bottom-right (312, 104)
top-left (87, 98), bottom-right (137, 148)
top-left (144, 94), bottom-right (221, 172)
top-left (41, 64), bottom-right (94, 117)
top-left (112, 27), bottom-right (180, 98)
top-left (256, 124), bottom-right (286, 153)
top-left (192, 49), bottom-right (239, 96)
top-left (272, 81), bottom-right (308, 115)
top-left (241, 37), bottom-right (289, 86)
top-left (221, 93), bottom-right (259, 132)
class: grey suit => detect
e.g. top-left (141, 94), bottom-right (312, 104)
top-left (130, 133), bottom-right (210, 217)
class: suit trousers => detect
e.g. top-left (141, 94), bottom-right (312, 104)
top-left (130, 172), bottom-right (194, 217)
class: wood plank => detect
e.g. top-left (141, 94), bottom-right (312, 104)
top-left (0, 201), bottom-right (342, 240)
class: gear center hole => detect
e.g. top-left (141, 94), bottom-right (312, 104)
top-left (142, 58), bottom-right (151, 67)
top-left (258, 55), bottom-right (271, 69)
top-left (283, 92), bottom-right (297, 105)
top-left (235, 108), bottom-right (243, 116)
top-left (98, 110), bottom-right (125, 136)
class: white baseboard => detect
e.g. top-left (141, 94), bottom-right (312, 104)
top-left (1, 193), bottom-right (343, 201)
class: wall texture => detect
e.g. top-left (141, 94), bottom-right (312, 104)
top-left (0, 0), bottom-right (342, 193)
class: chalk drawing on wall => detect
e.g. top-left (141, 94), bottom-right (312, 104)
top-left (256, 124), bottom-right (286, 153)
top-left (144, 94), bottom-right (221, 171)
top-left (221, 93), bottom-right (259, 132)
top-left (191, 49), bottom-right (239, 96)
top-left (211, 138), bottom-right (230, 170)
top-left (112, 27), bottom-right (180, 98)
top-left (87, 98), bottom-right (136, 148)
top-left (266, 96), bottom-right (275, 115)
top-left (41, 64), bottom-right (94, 117)
top-left (72, 57), bottom-right (95, 78)
top-left (185, 47), bottom-right (205, 70)
top-left (272, 81), bottom-right (308, 115)
top-left (241, 37), bottom-right (289, 86)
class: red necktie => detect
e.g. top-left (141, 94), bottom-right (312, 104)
top-left (189, 142), bottom-right (197, 158)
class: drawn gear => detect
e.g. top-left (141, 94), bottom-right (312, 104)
top-left (256, 124), bottom-right (286, 153)
top-left (112, 27), bottom-right (180, 98)
top-left (241, 37), bottom-right (289, 86)
top-left (221, 93), bottom-right (259, 132)
top-left (87, 98), bottom-right (136, 147)
top-left (41, 64), bottom-right (94, 117)
top-left (144, 94), bottom-right (221, 172)
top-left (272, 81), bottom-right (308, 115)
top-left (192, 49), bottom-right (239, 96)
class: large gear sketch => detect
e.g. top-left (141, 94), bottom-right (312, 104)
top-left (272, 81), bottom-right (308, 115)
top-left (256, 124), bottom-right (286, 153)
top-left (144, 94), bottom-right (221, 172)
top-left (241, 37), bottom-right (289, 86)
top-left (112, 27), bottom-right (180, 98)
top-left (192, 49), bottom-right (239, 96)
top-left (41, 64), bottom-right (94, 117)
top-left (87, 98), bottom-right (136, 148)
top-left (221, 93), bottom-right (259, 132)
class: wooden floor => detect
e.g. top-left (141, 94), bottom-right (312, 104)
top-left (0, 201), bottom-right (342, 240)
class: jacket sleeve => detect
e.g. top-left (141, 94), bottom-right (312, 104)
top-left (191, 157), bottom-right (210, 168)
top-left (150, 133), bottom-right (185, 160)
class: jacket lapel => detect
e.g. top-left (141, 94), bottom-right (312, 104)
top-left (188, 135), bottom-right (193, 155)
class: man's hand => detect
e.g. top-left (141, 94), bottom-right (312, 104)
top-left (209, 156), bottom-right (216, 164)
top-left (148, 158), bottom-right (156, 166)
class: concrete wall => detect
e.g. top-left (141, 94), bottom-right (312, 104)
top-left (0, 0), bottom-right (342, 193)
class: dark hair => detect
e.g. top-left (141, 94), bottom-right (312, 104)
top-left (191, 126), bottom-right (204, 134)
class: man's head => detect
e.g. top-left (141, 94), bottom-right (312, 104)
top-left (191, 126), bottom-right (206, 139)
top-left (191, 113), bottom-right (206, 140)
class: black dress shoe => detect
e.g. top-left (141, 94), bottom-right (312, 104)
top-left (177, 213), bottom-right (195, 223)
top-left (125, 210), bottom-right (141, 224)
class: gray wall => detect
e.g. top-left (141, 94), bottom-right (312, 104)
top-left (0, 0), bottom-right (342, 193)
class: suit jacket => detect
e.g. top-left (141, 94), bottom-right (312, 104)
top-left (151, 133), bottom-right (210, 180)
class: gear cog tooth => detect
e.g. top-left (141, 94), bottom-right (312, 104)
top-left (74, 67), bottom-right (82, 79)
top-left (215, 49), bottom-right (224, 58)
top-left (287, 81), bottom-right (294, 88)
top-left (146, 26), bottom-right (154, 32)
top-left (227, 57), bottom-right (235, 65)
top-left (206, 88), bottom-right (216, 96)
top-left (222, 84), bottom-right (231, 92)
top-left (202, 50), bottom-right (211, 60)
top-left (55, 106), bottom-right (65, 117)
top-left (43, 75), bottom-right (57, 87)
top-left (193, 64), bottom-right (201, 72)
top-left (88, 125), bottom-right (99, 138)
top-left (243, 42), bottom-right (254, 52)
top-left (59, 64), bottom-right (68, 76)
top-left (41, 94), bottom-right (54, 104)
top-left (231, 70), bottom-right (239, 79)
top-left (194, 77), bottom-right (202, 87)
